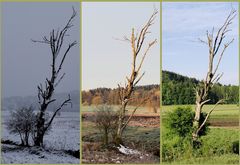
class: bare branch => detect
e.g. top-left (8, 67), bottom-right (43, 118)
top-left (213, 39), bottom-right (234, 76)
top-left (197, 99), bottom-right (224, 134)
top-left (121, 97), bottom-right (149, 131)
top-left (134, 72), bottom-right (145, 87)
top-left (198, 38), bottom-right (208, 45)
top-left (136, 9), bottom-right (158, 55)
top-left (55, 73), bottom-right (66, 87)
top-left (44, 95), bottom-right (71, 132)
top-left (136, 39), bottom-right (157, 74)
top-left (200, 99), bottom-right (210, 106)
top-left (57, 41), bottom-right (77, 74)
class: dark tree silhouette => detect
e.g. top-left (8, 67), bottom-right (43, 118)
top-left (31, 8), bottom-right (77, 146)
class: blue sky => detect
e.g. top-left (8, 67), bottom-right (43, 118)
top-left (82, 2), bottom-right (160, 90)
top-left (163, 2), bottom-right (238, 85)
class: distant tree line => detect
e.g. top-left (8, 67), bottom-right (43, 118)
top-left (82, 85), bottom-right (160, 108)
top-left (162, 70), bottom-right (239, 105)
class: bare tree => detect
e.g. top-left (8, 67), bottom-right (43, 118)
top-left (192, 9), bottom-right (236, 142)
top-left (6, 106), bottom-right (35, 146)
top-left (31, 8), bottom-right (76, 146)
top-left (114, 9), bottom-right (158, 145)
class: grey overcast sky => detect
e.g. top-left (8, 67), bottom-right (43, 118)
top-left (2, 2), bottom-right (80, 97)
top-left (82, 2), bottom-right (160, 90)
top-left (163, 2), bottom-right (238, 85)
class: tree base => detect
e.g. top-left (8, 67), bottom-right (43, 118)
top-left (113, 136), bottom-right (123, 146)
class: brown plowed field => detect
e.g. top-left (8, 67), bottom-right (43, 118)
top-left (82, 112), bottom-right (160, 128)
top-left (82, 112), bottom-right (238, 127)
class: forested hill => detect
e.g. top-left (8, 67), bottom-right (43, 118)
top-left (82, 84), bottom-right (160, 107)
top-left (162, 70), bottom-right (239, 105)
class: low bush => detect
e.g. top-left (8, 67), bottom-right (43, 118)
top-left (94, 105), bottom-right (118, 146)
top-left (165, 106), bottom-right (194, 137)
top-left (165, 106), bottom-right (209, 138)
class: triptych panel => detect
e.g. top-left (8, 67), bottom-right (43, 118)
top-left (0, 1), bottom-right (239, 164)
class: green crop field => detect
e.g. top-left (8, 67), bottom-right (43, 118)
top-left (162, 104), bottom-right (239, 122)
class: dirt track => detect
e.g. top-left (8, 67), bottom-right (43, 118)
top-left (209, 119), bottom-right (239, 127)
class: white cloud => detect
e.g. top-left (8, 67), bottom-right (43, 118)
top-left (163, 2), bottom-right (238, 38)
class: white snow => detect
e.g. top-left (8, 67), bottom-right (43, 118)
top-left (1, 111), bottom-right (80, 164)
top-left (2, 144), bottom-right (79, 164)
top-left (117, 144), bottom-right (141, 155)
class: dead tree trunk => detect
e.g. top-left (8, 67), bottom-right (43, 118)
top-left (192, 9), bottom-right (236, 143)
top-left (31, 8), bottom-right (76, 147)
top-left (114, 9), bottom-right (158, 145)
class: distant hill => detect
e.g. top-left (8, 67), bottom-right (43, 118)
top-left (2, 90), bottom-right (79, 112)
top-left (162, 70), bottom-right (238, 105)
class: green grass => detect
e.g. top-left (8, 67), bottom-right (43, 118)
top-left (82, 120), bottom-right (160, 153)
top-left (162, 104), bottom-right (239, 120)
top-left (164, 154), bottom-right (239, 164)
top-left (123, 126), bottom-right (160, 152)
top-left (82, 105), bottom-right (160, 115)
top-left (162, 125), bottom-right (239, 164)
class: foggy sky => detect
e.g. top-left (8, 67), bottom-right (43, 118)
top-left (2, 2), bottom-right (80, 97)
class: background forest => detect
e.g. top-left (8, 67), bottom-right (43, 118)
top-left (82, 85), bottom-right (160, 108)
top-left (82, 70), bottom-right (238, 107)
top-left (162, 70), bottom-right (239, 105)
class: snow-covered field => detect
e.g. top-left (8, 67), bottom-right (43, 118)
top-left (1, 111), bottom-right (80, 164)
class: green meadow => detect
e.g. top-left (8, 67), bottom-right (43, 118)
top-left (162, 104), bottom-right (239, 164)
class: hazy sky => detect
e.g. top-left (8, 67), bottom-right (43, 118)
top-left (2, 2), bottom-right (80, 97)
top-left (82, 2), bottom-right (160, 90)
top-left (163, 2), bottom-right (238, 85)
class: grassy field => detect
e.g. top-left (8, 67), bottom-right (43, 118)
top-left (162, 104), bottom-right (239, 116)
top-left (162, 104), bottom-right (239, 164)
top-left (82, 105), bottom-right (160, 116)
top-left (82, 105), bottom-right (160, 164)
top-left (162, 104), bottom-right (239, 126)
top-left (162, 126), bottom-right (239, 164)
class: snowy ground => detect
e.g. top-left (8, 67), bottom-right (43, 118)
top-left (1, 111), bottom-right (80, 164)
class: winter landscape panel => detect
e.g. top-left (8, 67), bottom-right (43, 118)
top-left (1, 2), bottom-right (80, 164)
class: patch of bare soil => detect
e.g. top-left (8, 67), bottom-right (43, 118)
top-left (209, 119), bottom-right (239, 127)
top-left (82, 113), bottom-right (160, 128)
top-left (82, 142), bottom-right (159, 164)
top-left (128, 116), bottom-right (159, 127)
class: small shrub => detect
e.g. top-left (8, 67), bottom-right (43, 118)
top-left (94, 105), bottom-right (118, 146)
top-left (166, 106), bottom-right (209, 138)
top-left (165, 106), bottom-right (194, 137)
top-left (6, 106), bottom-right (36, 146)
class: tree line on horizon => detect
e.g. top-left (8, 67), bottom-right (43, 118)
top-left (82, 84), bottom-right (160, 109)
top-left (162, 70), bottom-right (239, 105)
top-left (82, 70), bottom-right (238, 107)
